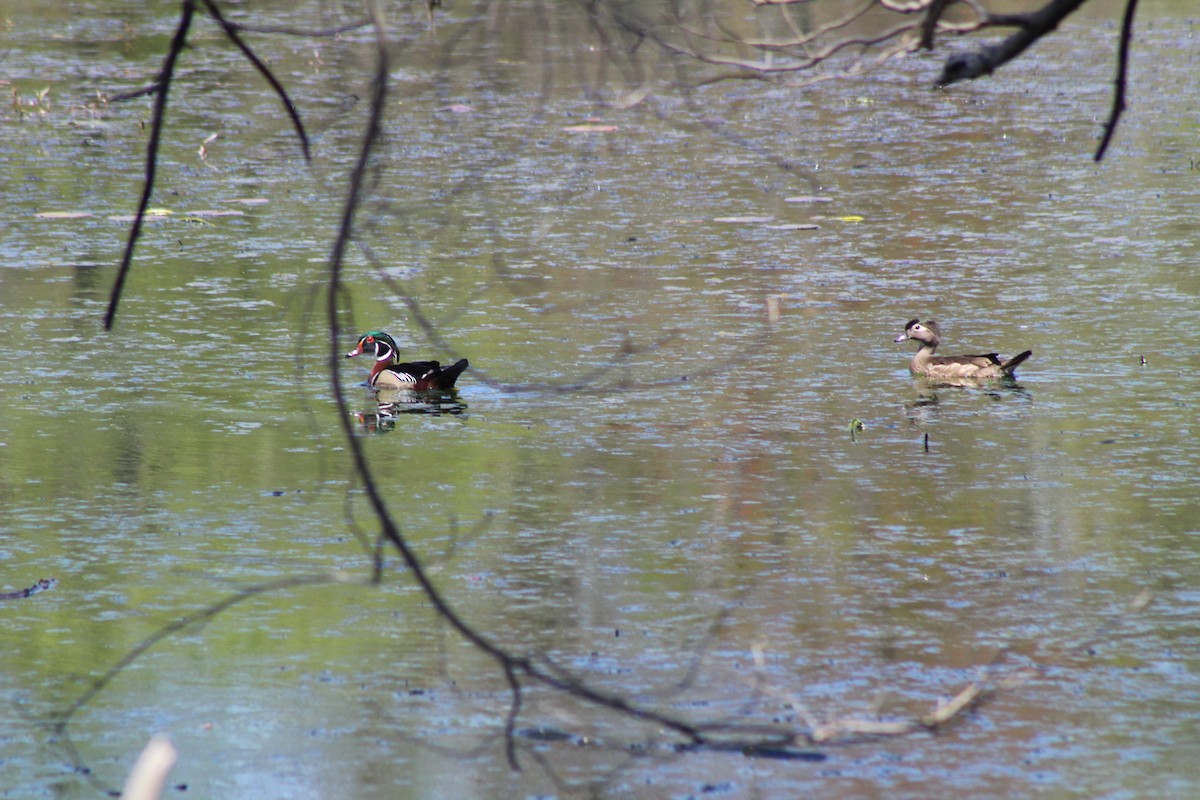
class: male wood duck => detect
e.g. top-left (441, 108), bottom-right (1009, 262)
top-left (345, 331), bottom-right (469, 391)
top-left (894, 319), bottom-right (1031, 380)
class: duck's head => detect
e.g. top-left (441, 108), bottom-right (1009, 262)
top-left (346, 331), bottom-right (399, 362)
top-left (894, 319), bottom-right (941, 345)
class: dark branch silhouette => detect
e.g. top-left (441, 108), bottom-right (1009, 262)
top-left (940, 0), bottom-right (1094, 87)
top-left (197, 0), bottom-right (312, 161)
top-left (102, 0), bottom-right (195, 332)
top-left (599, 0), bottom-right (1134, 160)
top-left (53, 573), bottom-right (351, 795)
top-left (936, 0), bottom-right (1088, 87)
top-left (931, 0), bottom-right (1139, 160)
top-left (1094, 0), bottom-right (1139, 161)
top-left (104, 0), bottom-right (313, 330)
top-left (919, 0), bottom-right (953, 50)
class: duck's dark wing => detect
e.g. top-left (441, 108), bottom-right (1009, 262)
top-left (423, 358), bottom-right (469, 390)
top-left (385, 360), bottom-right (442, 382)
top-left (931, 353), bottom-right (1003, 368)
top-left (927, 350), bottom-right (1031, 378)
top-left (387, 358), bottom-right (470, 390)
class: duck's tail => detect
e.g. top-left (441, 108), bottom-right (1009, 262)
top-left (428, 358), bottom-right (469, 389)
top-left (1002, 350), bottom-right (1032, 375)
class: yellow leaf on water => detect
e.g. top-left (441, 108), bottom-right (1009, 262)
top-left (835, 215), bottom-right (865, 222)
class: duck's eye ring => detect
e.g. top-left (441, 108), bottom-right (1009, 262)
top-left (366, 336), bottom-right (375, 344)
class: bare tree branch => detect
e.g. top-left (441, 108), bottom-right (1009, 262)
top-left (919, 0), bottom-right (953, 49)
top-left (106, 83), bottom-right (163, 102)
top-left (53, 572), bottom-right (352, 795)
top-left (103, 0), bottom-right (195, 331)
top-left (320, 1), bottom-right (712, 770)
top-left (502, 662), bottom-right (524, 770)
top-left (198, 0), bottom-right (312, 161)
top-left (104, 0), bottom-right (316, 329)
top-left (1094, 0), bottom-right (1139, 161)
top-left (936, 0), bottom-right (1088, 86)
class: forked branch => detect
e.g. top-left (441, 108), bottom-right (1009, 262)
top-left (936, 0), bottom-right (1088, 86)
top-left (197, 0), bottom-right (312, 161)
top-left (104, 0), bottom-right (312, 330)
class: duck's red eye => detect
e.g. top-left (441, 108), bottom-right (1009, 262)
top-left (366, 336), bottom-right (374, 343)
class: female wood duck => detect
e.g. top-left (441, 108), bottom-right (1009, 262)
top-left (345, 331), bottom-right (469, 391)
top-left (894, 319), bottom-right (1031, 380)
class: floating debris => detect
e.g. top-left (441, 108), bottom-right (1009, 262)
top-left (563, 124), bottom-right (619, 133)
top-left (0, 577), bottom-right (57, 600)
top-left (35, 211), bottom-right (93, 219)
top-left (713, 215), bottom-right (773, 224)
top-left (743, 746), bottom-right (827, 762)
top-left (516, 725), bottom-right (574, 742)
top-left (107, 209), bottom-right (173, 222)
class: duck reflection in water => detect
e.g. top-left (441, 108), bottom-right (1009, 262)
top-left (901, 376), bottom-right (1033, 431)
top-left (354, 387), bottom-right (467, 434)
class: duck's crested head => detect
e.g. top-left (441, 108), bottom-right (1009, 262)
top-left (346, 331), bottom-right (399, 361)
top-left (894, 319), bottom-right (941, 345)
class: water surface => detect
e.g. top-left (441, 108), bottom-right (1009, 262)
top-left (2, 1), bottom-right (1199, 798)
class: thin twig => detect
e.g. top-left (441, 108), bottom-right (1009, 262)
top-left (502, 662), bottom-right (524, 770)
top-left (103, 0), bottom-right (196, 331)
top-left (1094, 0), bottom-right (1139, 161)
top-left (199, 0), bottom-right (312, 161)
top-left (54, 572), bottom-right (352, 794)
top-left (106, 83), bottom-right (162, 102)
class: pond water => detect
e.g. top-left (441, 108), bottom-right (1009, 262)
top-left (3, 1), bottom-right (1199, 798)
